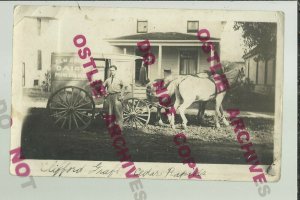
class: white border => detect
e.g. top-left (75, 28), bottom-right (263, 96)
top-left (0, 1), bottom-right (297, 200)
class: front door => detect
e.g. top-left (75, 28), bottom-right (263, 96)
top-left (93, 58), bottom-right (107, 81)
top-left (135, 59), bottom-right (142, 82)
top-left (135, 49), bottom-right (148, 86)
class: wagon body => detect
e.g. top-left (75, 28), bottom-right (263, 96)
top-left (47, 52), bottom-right (152, 130)
top-left (50, 52), bottom-right (141, 103)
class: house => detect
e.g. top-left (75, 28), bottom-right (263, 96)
top-left (13, 6), bottom-right (60, 90)
top-left (13, 6), bottom-right (225, 95)
top-left (243, 48), bottom-right (276, 95)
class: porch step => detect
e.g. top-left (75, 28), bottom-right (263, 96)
top-left (132, 86), bottom-right (146, 99)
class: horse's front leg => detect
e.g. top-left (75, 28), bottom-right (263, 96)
top-left (219, 104), bottom-right (229, 126)
top-left (215, 102), bottom-right (221, 128)
top-left (168, 99), bottom-right (181, 129)
top-left (157, 107), bottom-right (165, 126)
top-left (168, 106), bottom-right (177, 130)
top-left (167, 112), bottom-right (175, 129)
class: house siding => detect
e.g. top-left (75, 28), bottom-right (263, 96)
top-left (14, 17), bottom-right (59, 88)
top-left (245, 59), bottom-right (249, 78)
top-left (267, 58), bottom-right (275, 85)
top-left (244, 52), bottom-right (275, 95)
top-left (161, 47), bottom-right (179, 77)
top-left (148, 47), bottom-right (159, 80)
top-left (248, 56), bottom-right (257, 84)
top-left (257, 60), bottom-right (265, 84)
top-left (199, 47), bottom-right (209, 72)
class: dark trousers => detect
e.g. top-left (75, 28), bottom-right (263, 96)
top-left (105, 93), bottom-right (123, 128)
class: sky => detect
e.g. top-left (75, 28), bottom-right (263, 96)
top-left (220, 21), bottom-right (246, 62)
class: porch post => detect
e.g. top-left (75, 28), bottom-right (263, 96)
top-left (210, 42), bottom-right (219, 67)
top-left (210, 44), bottom-right (214, 68)
top-left (158, 45), bottom-right (162, 78)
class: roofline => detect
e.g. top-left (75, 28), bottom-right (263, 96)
top-left (243, 53), bottom-right (256, 59)
top-left (106, 39), bottom-right (220, 47)
top-left (242, 46), bottom-right (258, 59)
top-left (106, 39), bottom-right (220, 43)
top-left (51, 52), bottom-right (143, 60)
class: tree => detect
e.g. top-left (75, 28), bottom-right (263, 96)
top-left (233, 22), bottom-right (277, 61)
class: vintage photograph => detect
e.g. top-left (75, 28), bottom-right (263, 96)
top-left (11, 6), bottom-right (283, 180)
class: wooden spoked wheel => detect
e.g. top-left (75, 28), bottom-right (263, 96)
top-left (123, 98), bottom-right (150, 129)
top-left (47, 86), bottom-right (95, 130)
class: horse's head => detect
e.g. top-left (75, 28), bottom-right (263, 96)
top-left (146, 78), bottom-right (176, 103)
top-left (146, 79), bottom-right (161, 102)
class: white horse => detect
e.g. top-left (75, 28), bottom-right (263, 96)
top-left (168, 69), bottom-right (244, 129)
top-left (146, 76), bottom-right (206, 127)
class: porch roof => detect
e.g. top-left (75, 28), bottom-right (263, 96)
top-left (106, 32), bottom-right (220, 46)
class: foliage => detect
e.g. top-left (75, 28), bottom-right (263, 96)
top-left (233, 22), bottom-right (277, 61)
top-left (226, 77), bottom-right (255, 105)
top-left (41, 70), bottom-right (51, 92)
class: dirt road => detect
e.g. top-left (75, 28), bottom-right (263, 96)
top-left (21, 108), bottom-right (274, 165)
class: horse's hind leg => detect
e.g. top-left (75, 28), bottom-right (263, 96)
top-left (178, 99), bottom-right (193, 130)
top-left (215, 92), bottom-right (226, 128)
top-left (219, 104), bottom-right (229, 126)
top-left (215, 93), bottom-right (226, 128)
top-left (197, 101), bottom-right (207, 125)
top-left (197, 102), bottom-right (202, 122)
top-left (168, 88), bottom-right (182, 129)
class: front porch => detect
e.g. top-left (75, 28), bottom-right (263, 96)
top-left (107, 32), bottom-right (220, 84)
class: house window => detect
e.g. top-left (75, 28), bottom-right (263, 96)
top-left (37, 50), bottom-right (42, 70)
top-left (179, 50), bottom-right (198, 75)
top-left (33, 80), bottom-right (39, 86)
top-left (37, 18), bottom-right (41, 35)
top-left (187, 21), bottom-right (199, 33)
top-left (22, 62), bottom-right (25, 87)
top-left (137, 20), bottom-right (148, 33)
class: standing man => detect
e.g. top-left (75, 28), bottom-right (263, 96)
top-left (103, 65), bottom-right (125, 129)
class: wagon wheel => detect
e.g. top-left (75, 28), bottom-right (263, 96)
top-left (47, 86), bottom-right (95, 130)
top-left (123, 98), bottom-right (150, 129)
